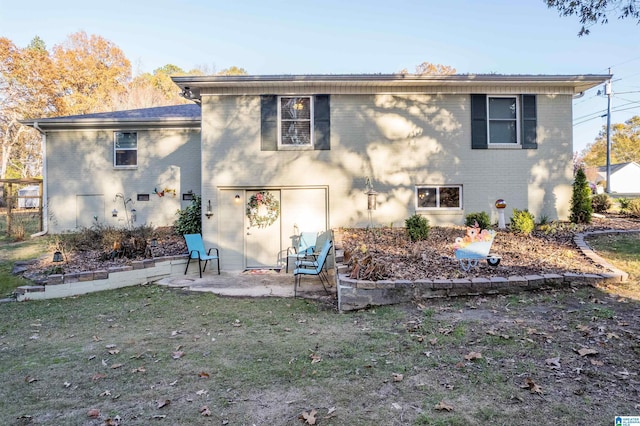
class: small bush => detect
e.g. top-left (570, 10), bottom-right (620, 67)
top-left (618, 197), bottom-right (631, 215)
top-left (175, 195), bottom-right (202, 235)
top-left (510, 208), bottom-right (535, 235)
top-left (53, 224), bottom-right (156, 260)
top-left (405, 214), bottom-right (430, 242)
top-left (537, 220), bottom-right (580, 235)
top-left (570, 168), bottom-right (592, 224)
top-left (591, 194), bottom-right (612, 213)
top-left (538, 214), bottom-right (550, 226)
top-left (465, 212), bottom-right (491, 229)
top-left (629, 199), bottom-right (640, 218)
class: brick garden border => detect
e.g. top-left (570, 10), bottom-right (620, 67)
top-left (15, 255), bottom-right (189, 301)
top-left (12, 229), bottom-right (639, 305)
top-left (335, 229), bottom-right (640, 312)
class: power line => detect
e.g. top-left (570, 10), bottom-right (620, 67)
top-left (574, 104), bottom-right (640, 127)
top-left (601, 56), bottom-right (640, 74)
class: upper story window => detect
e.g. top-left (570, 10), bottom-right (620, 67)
top-left (278, 96), bottom-right (313, 149)
top-left (416, 185), bottom-right (462, 210)
top-left (488, 96), bottom-right (519, 145)
top-left (261, 95), bottom-right (330, 151)
top-left (114, 131), bottom-right (137, 167)
top-left (471, 94), bottom-right (537, 150)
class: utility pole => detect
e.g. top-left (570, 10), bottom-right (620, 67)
top-left (605, 69), bottom-right (612, 193)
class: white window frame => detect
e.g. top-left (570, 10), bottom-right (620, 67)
top-left (415, 185), bottom-right (463, 210)
top-left (114, 131), bottom-right (138, 168)
top-left (277, 96), bottom-right (314, 150)
top-left (487, 95), bottom-right (520, 146)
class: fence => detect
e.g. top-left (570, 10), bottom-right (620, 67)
top-left (0, 178), bottom-right (43, 239)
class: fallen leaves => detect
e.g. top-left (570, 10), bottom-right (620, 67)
top-left (87, 408), bottom-right (100, 418)
top-left (545, 357), bottom-right (561, 369)
top-left (522, 377), bottom-right (543, 395)
top-left (172, 351), bottom-right (185, 360)
top-left (299, 408), bottom-right (317, 425)
top-left (156, 399), bottom-right (170, 409)
top-left (575, 347), bottom-right (599, 357)
top-left (309, 353), bottom-right (322, 364)
top-left (434, 401), bottom-right (454, 411)
top-left (200, 405), bottom-right (211, 416)
top-left (392, 373), bottom-right (404, 382)
top-left (463, 351), bottom-right (482, 361)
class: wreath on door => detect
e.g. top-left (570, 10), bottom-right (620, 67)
top-left (246, 191), bottom-right (280, 228)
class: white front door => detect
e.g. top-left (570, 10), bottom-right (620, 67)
top-left (245, 190), bottom-right (282, 269)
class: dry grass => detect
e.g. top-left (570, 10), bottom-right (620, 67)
top-left (1, 282), bottom-right (639, 425)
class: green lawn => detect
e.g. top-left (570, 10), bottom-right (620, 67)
top-left (0, 237), bottom-right (48, 297)
top-left (586, 233), bottom-right (640, 280)
top-left (0, 232), bottom-right (639, 424)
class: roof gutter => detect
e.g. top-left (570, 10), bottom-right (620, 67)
top-left (30, 122), bottom-right (48, 237)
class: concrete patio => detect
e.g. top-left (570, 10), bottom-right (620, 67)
top-left (155, 269), bottom-right (337, 299)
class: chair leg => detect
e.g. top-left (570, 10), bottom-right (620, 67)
top-left (294, 273), bottom-right (300, 298)
top-left (318, 270), bottom-right (330, 295)
top-left (216, 257), bottom-right (220, 275)
top-left (202, 259), bottom-right (209, 274)
top-left (197, 258), bottom-right (202, 278)
top-left (184, 258), bottom-right (192, 275)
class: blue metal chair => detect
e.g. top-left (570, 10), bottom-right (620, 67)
top-left (293, 238), bottom-right (332, 297)
top-left (286, 231), bottom-right (318, 273)
top-left (184, 233), bottom-right (220, 278)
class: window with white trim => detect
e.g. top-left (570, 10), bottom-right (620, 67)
top-left (416, 185), bottom-right (462, 210)
top-left (278, 96), bottom-right (313, 148)
top-left (114, 131), bottom-right (137, 167)
top-left (488, 96), bottom-right (520, 145)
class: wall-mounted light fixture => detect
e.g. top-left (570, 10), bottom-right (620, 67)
top-left (112, 208), bottom-right (118, 217)
top-left (234, 194), bottom-right (241, 203)
top-left (131, 208), bottom-right (137, 223)
top-left (205, 200), bottom-right (214, 219)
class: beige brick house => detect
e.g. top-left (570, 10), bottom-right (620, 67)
top-left (23, 73), bottom-right (608, 271)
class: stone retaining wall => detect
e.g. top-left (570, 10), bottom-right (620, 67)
top-left (335, 230), bottom-right (639, 312)
top-left (15, 255), bottom-right (189, 301)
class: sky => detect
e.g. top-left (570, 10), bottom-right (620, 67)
top-left (1, 0), bottom-right (639, 153)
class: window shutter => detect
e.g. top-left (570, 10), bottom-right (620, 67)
top-left (521, 95), bottom-right (537, 149)
top-left (314, 95), bottom-right (330, 150)
top-left (260, 95), bottom-right (278, 151)
top-left (470, 94), bottom-right (488, 149)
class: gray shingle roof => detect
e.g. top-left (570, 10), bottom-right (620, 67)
top-left (58, 104), bottom-right (201, 120)
top-left (21, 104), bottom-right (201, 129)
top-left (596, 162), bottom-right (640, 174)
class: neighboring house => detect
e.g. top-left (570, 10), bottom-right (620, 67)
top-left (22, 73), bottom-right (608, 271)
top-left (592, 162), bottom-right (640, 194)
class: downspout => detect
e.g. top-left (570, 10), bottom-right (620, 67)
top-left (30, 121), bottom-right (48, 237)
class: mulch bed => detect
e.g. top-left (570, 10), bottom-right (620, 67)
top-left (18, 215), bottom-right (640, 284)
top-left (338, 215), bottom-right (640, 281)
